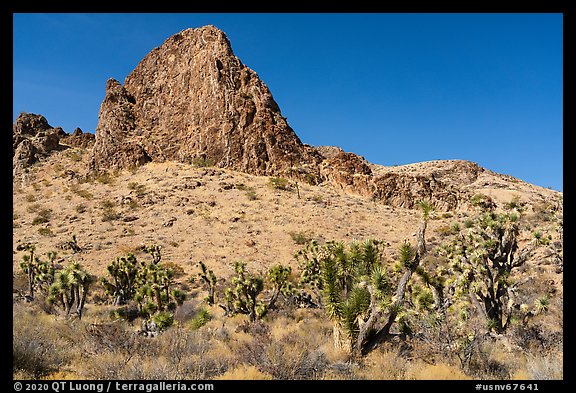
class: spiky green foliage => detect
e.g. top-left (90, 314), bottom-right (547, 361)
top-left (100, 253), bottom-right (142, 306)
top-left (197, 261), bottom-right (218, 305)
top-left (144, 244), bottom-right (162, 264)
top-left (151, 311), bottom-right (174, 331)
top-left (298, 238), bottom-right (398, 350)
top-left (47, 262), bottom-right (94, 318)
top-left (438, 211), bottom-right (545, 333)
top-left (18, 244), bottom-right (56, 299)
top-left (189, 308), bottom-right (212, 330)
top-left (266, 264), bottom-right (296, 310)
top-left (223, 261), bottom-right (266, 322)
top-left (297, 203), bottom-right (431, 356)
top-left (135, 260), bottom-right (182, 318)
top-left (534, 295), bottom-right (549, 314)
top-left (101, 245), bottom-right (186, 331)
top-left (398, 242), bottom-right (417, 269)
top-left (417, 200), bottom-right (435, 221)
top-left (296, 240), bottom-right (323, 291)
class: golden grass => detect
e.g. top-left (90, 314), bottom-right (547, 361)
top-left (406, 363), bottom-right (471, 380)
top-left (215, 364), bottom-right (273, 380)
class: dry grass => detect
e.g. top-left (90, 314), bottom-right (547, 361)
top-left (405, 363), bottom-right (471, 380)
top-left (215, 365), bottom-right (273, 380)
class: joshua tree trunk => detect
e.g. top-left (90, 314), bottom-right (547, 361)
top-left (76, 283), bottom-right (90, 319)
top-left (353, 218), bottom-right (428, 356)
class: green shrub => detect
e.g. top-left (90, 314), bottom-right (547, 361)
top-left (245, 188), bottom-right (258, 200)
top-left (269, 177), bottom-right (290, 191)
top-left (189, 308), bottom-right (212, 330)
top-left (152, 311), bottom-right (174, 331)
top-left (192, 156), bottom-right (214, 168)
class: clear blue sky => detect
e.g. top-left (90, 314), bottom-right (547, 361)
top-left (13, 13), bottom-right (563, 191)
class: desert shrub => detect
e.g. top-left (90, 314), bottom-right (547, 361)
top-left (13, 304), bottom-right (70, 378)
top-left (100, 199), bottom-right (120, 221)
top-left (215, 364), bottom-right (273, 380)
top-left (189, 308), bottom-right (212, 330)
top-left (38, 227), bottom-right (54, 237)
top-left (95, 171), bottom-right (115, 185)
top-left (128, 181), bottom-right (146, 197)
top-left (288, 231), bottom-right (313, 245)
top-left (69, 184), bottom-right (93, 199)
top-left (192, 156), bottom-right (214, 168)
top-left (236, 326), bottom-right (329, 380)
top-left (245, 189), bottom-right (258, 200)
top-left (406, 363), bottom-right (471, 380)
top-left (525, 354), bottom-right (563, 380)
top-left (269, 177), bottom-right (290, 191)
top-left (435, 225), bottom-right (454, 237)
top-left (356, 348), bottom-right (409, 380)
top-left (32, 208), bottom-right (52, 225)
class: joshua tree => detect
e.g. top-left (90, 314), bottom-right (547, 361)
top-left (222, 261), bottom-right (266, 322)
top-left (266, 264), bottom-right (295, 310)
top-left (18, 243), bottom-right (56, 299)
top-left (296, 240), bottom-right (323, 303)
top-left (300, 201), bottom-right (432, 356)
top-left (102, 245), bottom-right (186, 330)
top-left (197, 261), bottom-right (218, 305)
top-left (438, 210), bottom-right (547, 333)
top-left (100, 253), bottom-right (143, 305)
top-left (47, 262), bottom-right (94, 318)
top-left (143, 244), bottom-right (162, 264)
top-left (135, 261), bottom-right (185, 318)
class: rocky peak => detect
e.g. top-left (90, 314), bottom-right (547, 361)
top-left (90, 25), bottom-right (315, 176)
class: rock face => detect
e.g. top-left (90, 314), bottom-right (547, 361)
top-left (90, 25), bottom-right (317, 176)
top-left (12, 113), bottom-right (68, 175)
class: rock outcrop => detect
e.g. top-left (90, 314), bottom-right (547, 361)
top-left (90, 25), bottom-right (318, 176)
top-left (12, 113), bottom-right (69, 175)
top-left (61, 128), bottom-right (96, 149)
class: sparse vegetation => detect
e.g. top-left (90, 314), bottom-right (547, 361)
top-left (192, 156), bottom-right (214, 168)
top-left (32, 208), bottom-right (52, 225)
top-left (268, 177), bottom-right (290, 191)
top-left (288, 230), bottom-right (313, 245)
top-left (189, 308), bottom-right (212, 330)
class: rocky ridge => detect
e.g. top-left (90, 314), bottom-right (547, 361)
top-left (14, 26), bottom-right (561, 212)
top-left (12, 113), bottom-right (94, 176)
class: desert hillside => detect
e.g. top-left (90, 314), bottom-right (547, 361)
top-left (12, 24), bottom-right (563, 381)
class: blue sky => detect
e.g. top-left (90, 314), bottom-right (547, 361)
top-left (13, 13), bottom-right (563, 191)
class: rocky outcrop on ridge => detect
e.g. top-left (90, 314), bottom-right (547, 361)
top-left (86, 25), bottom-right (552, 211)
top-left (12, 113), bottom-right (70, 176)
